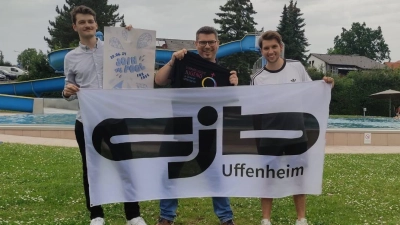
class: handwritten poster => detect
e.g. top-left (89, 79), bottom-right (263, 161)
top-left (103, 27), bottom-right (156, 89)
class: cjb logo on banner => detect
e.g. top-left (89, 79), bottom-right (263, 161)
top-left (91, 106), bottom-right (320, 179)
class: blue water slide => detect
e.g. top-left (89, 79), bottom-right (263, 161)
top-left (0, 77), bottom-right (65, 96)
top-left (0, 33), bottom-right (260, 113)
top-left (47, 33), bottom-right (261, 73)
top-left (0, 77), bottom-right (65, 112)
top-left (0, 94), bottom-right (36, 113)
top-left (155, 34), bottom-right (260, 64)
top-left (217, 34), bottom-right (260, 58)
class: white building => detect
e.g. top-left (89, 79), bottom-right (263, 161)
top-left (307, 53), bottom-right (386, 75)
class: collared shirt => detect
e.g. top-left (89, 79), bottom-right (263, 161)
top-left (63, 38), bottom-right (104, 121)
top-left (249, 59), bottom-right (312, 146)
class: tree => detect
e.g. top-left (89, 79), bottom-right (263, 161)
top-left (16, 48), bottom-right (55, 76)
top-left (28, 51), bottom-right (56, 79)
top-left (328, 22), bottom-right (391, 62)
top-left (277, 4), bottom-right (293, 58)
top-left (17, 48), bottom-right (41, 70)
top-left (0, 61), bottom-right (12, 66)
top-left (326, 48), bottom-right (336, 54)
top-left (0, 50), bottom-right (12, 66)
top-left (0, 50), bottom-right (4, 65)
top-left (277, 0), bottom-right (310, 64)
top-left (214, 0), bottom-right (262, 85)
top-left (120, 18), bottom-right (126, 27)
top-left (17, 50), bottom-right (57, 81)
top-left (44, 0), bottom-right (124, 50)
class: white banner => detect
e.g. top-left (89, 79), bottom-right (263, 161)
top-left (78, 81), bottom-right (331, 206)
top-left (103, 27), bottom-right (156, 89)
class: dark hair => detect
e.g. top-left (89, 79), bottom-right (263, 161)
top-left (258, 31), bottom-right (283, 48)
top-left (196, 26), bottom-right (218, 40)
top-left (70, 5), bottom-right (96, 24)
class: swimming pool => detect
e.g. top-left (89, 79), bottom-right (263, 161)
top-left (0, 113), bottom-right (399, 129)
top-left (0, 113), bottom-right (76, 125)
top-left (328, 117), bottom-right (400, 129)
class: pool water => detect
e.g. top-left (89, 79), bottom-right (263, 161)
top-left (0, 113), bottom-right (400, 129)
top-left (328, 117), bottom-right (400, 129)
top-left (0, 113), bottom-right (76, 125)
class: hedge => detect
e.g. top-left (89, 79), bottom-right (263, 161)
top-left (307, 67), bottom-right (400, 117)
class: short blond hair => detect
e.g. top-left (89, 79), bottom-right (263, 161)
top-left (258, 31), bottom-right (282, 48)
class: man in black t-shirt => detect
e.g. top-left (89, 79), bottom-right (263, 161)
top-left (168, 51), bottom-right (233, 88)
top-left (154, 26), bottom-right (238, 225)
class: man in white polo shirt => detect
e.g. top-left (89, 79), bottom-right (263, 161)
top-left (62, 5), bottom-right (147, 225)
top-left (250, 30), bottom-right (334, 225)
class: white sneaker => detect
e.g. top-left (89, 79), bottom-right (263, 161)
top-left (90, 217), bottom-right (105, 225)
top-left (261, 219), bottom-right (272, 225)
top-left (295, 218), bottom-right (308, 225)
top-left (127, 216), bottom-right (147, 225)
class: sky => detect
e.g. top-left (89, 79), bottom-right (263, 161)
top-left (0, 0), bottom-right (399, 65)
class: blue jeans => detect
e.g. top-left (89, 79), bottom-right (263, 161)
top-left (160, 197), bottom-right (233, 223)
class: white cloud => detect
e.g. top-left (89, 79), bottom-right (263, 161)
top-left (0, 0), bottom-right (399, 65)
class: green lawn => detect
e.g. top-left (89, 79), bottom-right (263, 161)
top-left (0, 143), bottom-right (399, 225)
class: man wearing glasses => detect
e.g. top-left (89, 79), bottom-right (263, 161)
top-left (154, 26), bottom-right (237, 225)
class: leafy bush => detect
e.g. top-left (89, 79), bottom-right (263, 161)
top-left (311, 68), bottom-right (400, 116)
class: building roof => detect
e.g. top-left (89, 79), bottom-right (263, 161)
top-left (156, 38), bottom-right (196, 51)
top-left (309, 53), bottom-right (386, 69)
top-left (384, 60), bottom-right (400, 69)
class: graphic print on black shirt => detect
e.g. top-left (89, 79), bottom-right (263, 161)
top-left (156, 52), bottom-right (233, 179)
top-left (169, 51), bottom-right (232, 88)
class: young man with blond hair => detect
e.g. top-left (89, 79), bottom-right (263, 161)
top-left (250, 30), bottom-right (334, 225)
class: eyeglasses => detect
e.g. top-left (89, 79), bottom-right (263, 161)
top-left (197, 40), bottom-right (218, 47)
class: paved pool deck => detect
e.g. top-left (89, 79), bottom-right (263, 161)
top-left (1, 133), bottom-right (400, 154)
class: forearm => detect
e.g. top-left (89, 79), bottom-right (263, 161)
top-left (63, 70), bottom-right (77, 101)
top-left (155, 61), bottom-right (173, 86)
top-left (63, 58), bottom-right (77, 101)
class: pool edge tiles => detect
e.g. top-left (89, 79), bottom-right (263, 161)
top-left (326, 129), bottom-right (400, 146)
top-left (0, 125), bottom-right (75, 140)
top-left (1, 125), bottom-right (400, 146)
